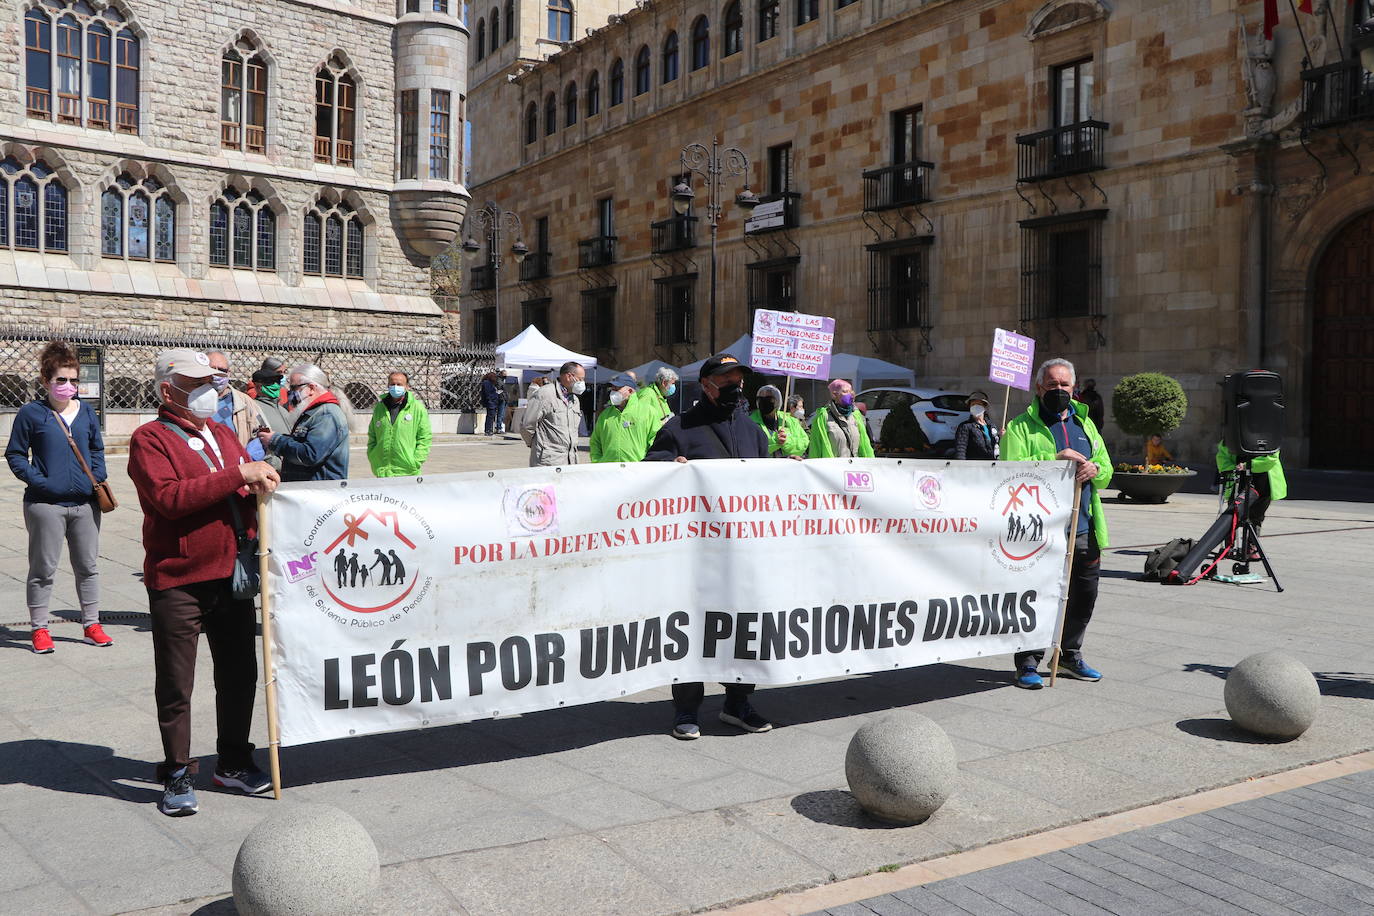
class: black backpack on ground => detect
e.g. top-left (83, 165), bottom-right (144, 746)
top-left (1143, 538), bottom-right (1194, 582)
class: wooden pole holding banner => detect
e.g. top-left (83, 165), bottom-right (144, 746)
top-left (1000, 386), bottom-right (1011, 433)
top-left (256, 493), bottom-right (284, 799)
top-left (1046, 480), bottom-right (1083, 688)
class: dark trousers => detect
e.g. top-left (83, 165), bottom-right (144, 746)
top-left (672, 682), bottom-right (755, 716)
top-left (1016, 534), bottom-right (1100, 669)
top-left (148, 578), bottom-right (258, 780)
top-left (1248, 473), bottom-right (1272, 533)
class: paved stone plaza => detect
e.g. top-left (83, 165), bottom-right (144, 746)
top-left (1, 435), bottom-right (1372, 915)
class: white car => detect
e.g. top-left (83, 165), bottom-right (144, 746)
top-left (855, 387), bottom-right (972, 455)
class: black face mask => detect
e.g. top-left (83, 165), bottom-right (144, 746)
top-left (1040, 388), bottom-right (1072, 415)
top-left (714, 382), bottom-right (746, 409)
top-left (757, 398), bottom-right (776, 414)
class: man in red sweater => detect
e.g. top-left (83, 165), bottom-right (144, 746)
top-left (127, 350), bottom-right (280, 817)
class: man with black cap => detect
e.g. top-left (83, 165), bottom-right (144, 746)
top-left (249, 358), bottom-right (290, 469)
top-left (590, 373), bottom-right (647, 462)
top-left (645, 353), bottom-right (773, 740)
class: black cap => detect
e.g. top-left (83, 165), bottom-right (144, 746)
top-left (252, 357), bottom-right (286, 384)
top-left (698, 353), bottom-right (749, 380)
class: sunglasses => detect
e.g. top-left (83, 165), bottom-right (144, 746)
top-left (50, 376), bottom-right (79, 384)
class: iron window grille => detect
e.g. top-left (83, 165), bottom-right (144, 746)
top-left (1018, 210), bottom-right (1106, 322)
top-left (653, 274), bottom-right (697, 345)
top-left (521, 297), bottom-right (551, 336)
top-left (520, 250), bottom-right (552, 280)
top-left (865, 238), bottom-right (932, 332)
top-left (578, 235), bottom-right (617, 267)
top-left (581, 287), bottom-right (617, 350)
top-left (1302, 59), bottom-right (1374, 131)
top-left (1015, 121), bottom-right (1108, 182)
top-left (470, 263), bottom-right (496, 290)
top-left (746, 258), bottom-right (798, 318)
top-left (651, 215), bottom-right (697, 253)
top-left (862, 160), bottom-right (935, 211)
top-left (472, 307), bottom-right (498, 344)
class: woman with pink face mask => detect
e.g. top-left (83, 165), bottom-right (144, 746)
top-left (4, 340), bottom-right (110, 654)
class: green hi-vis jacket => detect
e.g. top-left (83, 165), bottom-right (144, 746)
top-left (807, 403), bottom-right (875, 458)
top-left (1216, 442), bottom-right (1287, 500)
top-left (1002, 399), bottom-right (1113, 548)
top-left (748, 409), bottom-right (808, 457)
top-left (590, 401), bottom-right (649, 463)
top-left (366, 394), bottom-right (432, 477)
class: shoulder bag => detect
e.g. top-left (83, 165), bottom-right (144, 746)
top-left (158, 420), bottom-right (259, 600)
top-left (53, 408), bottom-right (117, 513)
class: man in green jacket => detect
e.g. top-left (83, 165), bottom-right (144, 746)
top-left (630, 366), bottom-right (678, 455)
top-left (1002, 358), bottom-right (1112, 690)
top-left (749, 384), bottom-right (807, 457)
top-left (808, 379), bottom-right (874, 458)
top-left (366, 371), bottom-right (432, 477)
top-left (590, 374), bottom-right (648, 462)
top-left (1216, 442), bottom-right (1285, 554)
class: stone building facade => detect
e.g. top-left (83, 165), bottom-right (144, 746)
top-left (461, 0), bottom-right (1374, 469)
top-left (0, 0), bottom-right (474, 435)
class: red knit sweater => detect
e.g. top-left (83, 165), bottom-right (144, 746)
top-left (126, 408), bottom-right (258, 591)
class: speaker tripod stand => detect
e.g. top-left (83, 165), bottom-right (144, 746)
top-left (1167, 463), bottom-right (1283, 592)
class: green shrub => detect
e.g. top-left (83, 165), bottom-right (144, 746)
top-left (1111, 373), bottom-right (1187, 465)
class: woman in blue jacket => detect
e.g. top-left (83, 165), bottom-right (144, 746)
top-left (4, 340), bottom-right (111, 654)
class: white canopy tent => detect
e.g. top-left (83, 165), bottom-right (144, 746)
top-left (829, 353), bottom-right (916, 390)
top-left (496, 326), bottom-right (598, 371)
top-left (677, 335), bottom-right (755, 377)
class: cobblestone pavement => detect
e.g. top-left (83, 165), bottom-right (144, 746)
top-left (0, 432), bottom-right (1371, 915)
top-left (803, 766), bottom-right (1374, 916)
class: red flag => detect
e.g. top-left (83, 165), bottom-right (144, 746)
top-left (1298, 0), bottom-right (1314, 13)
top-left (1264, 0), bottom-right (1279, 39)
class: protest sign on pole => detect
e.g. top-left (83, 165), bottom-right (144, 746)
top-left (262, 460), bottom-right (1076, 754)
top-left (750, 309), bottom-right (835, 380)
top-left (990, 328), bottom-right (1035, 427)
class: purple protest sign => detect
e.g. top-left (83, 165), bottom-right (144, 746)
top-left (989, 328), bottom-right (1035, 391)
top-left (750, 309), bottom-right (835, 379)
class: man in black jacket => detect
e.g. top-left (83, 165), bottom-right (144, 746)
top-left (645, 354), bottom-right (772, 740)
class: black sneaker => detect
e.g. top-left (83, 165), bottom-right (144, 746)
top-left (671, 712), bottom-right (701, 740)
top-left (159, 767), bottom-right (199, 817)
top-left (213, 766), bottom-right (272, 795)
top-left (720, 701), bottom-right (773, 733)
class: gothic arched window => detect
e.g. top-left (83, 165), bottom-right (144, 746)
top-left (314, 56), bottom-right (357, 167)
top-left (662, 32), bottom-right (679, 84)
top-left (724, 2), bottom-right (743, 56)
top-left (490, 7), bottom-right (500, 55)
top-left (101, 173), bottom-right (175, 262)
top-left (691, 17), bottom-right (710, 70)
top-left (544, 91), bottom-right (556, 135)
top-left (525, 102), bottom-right (538, 144)
top-left (222, 39), bottom-right (268, 153)
top-left (209, 188), bottom-right (275, 271)
top-left (564, 82), bottom-right (578, 127)
top-left (634, 46), bottom-right (651, 96)
top-left (610, 59), bottom-right (625, 106)
top-left (586, 70), bottom-right (600, 116)
top-left (505, 0), bottom-right (514, 42)
top-left (24, 3), bottom-right (139, 134)
top-left (476, 20), bottom-right (486, 61)
top-left (303, 200), bottom-right (365, 279)
top-left (0, 158), bottom-right (68, 253)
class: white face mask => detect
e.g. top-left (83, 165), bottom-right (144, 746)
top-left (174, 382), bottom-right (219, 419)
top-left (792, 408), bottom-right (805, 419)
top-left (609, 391), bottom-right (626, 407)
top-left (571, 379), bottom-right (587, 396)
top-left (970, 405), bottom-right (986, 419)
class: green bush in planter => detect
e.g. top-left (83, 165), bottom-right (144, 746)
top-left (1111, 373), bottom-right (1187, 466)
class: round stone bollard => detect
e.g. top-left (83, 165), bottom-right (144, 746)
top-left (845, 711), bottom-right (958, 825)
top-left (1224, 651), bottom-right (1321, 740)
top-left (233, 803), bottom-right (379, 916)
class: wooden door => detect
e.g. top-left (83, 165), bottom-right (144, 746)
top-left (1312, 210), bottom-right (1374, 469)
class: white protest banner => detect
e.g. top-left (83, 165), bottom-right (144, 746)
top-left (265, 459), bottom-right (1075, 747)
top-left (750, 309), bottom-right (836, 379)
top-left (990, 328), bottom-right (1035, 391)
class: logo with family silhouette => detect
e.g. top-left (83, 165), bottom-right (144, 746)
top-left (317, 504), bottom-right (429, 614)
top-left (988, 473), bottom-right (1061, 572)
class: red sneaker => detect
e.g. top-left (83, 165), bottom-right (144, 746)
top-left (31, 628), bottom-right (55, 654)
top-left (83, 624), bottom-right (113, 647)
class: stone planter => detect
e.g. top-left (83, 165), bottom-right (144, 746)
top-left (1113, 470), bottom-right (1196, 503)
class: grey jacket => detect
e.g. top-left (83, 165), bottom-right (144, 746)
top-left (520, 381), bottom-right (582, 466)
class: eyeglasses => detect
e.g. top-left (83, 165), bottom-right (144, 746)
top-left (50, 376), bottom-right (79, 384)
top-left (288, 383), bottom-right (312, 392)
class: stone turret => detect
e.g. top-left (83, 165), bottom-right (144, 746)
top-left (393, 1), bottom-right (470, 257)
